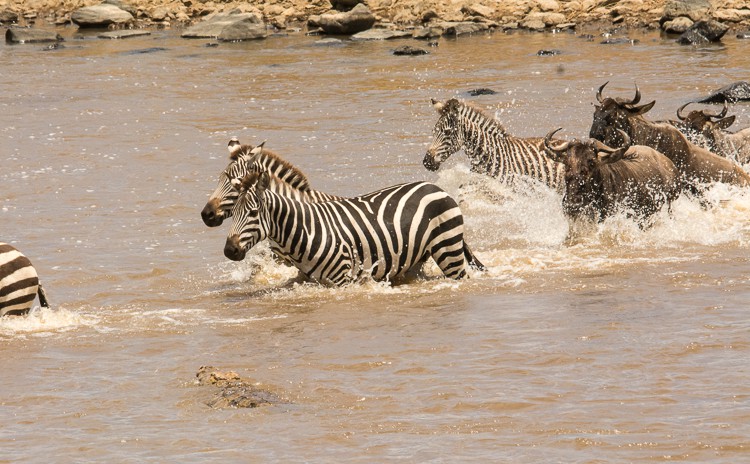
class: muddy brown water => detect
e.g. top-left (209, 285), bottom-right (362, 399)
top-left (2, 26), bottom-right (750, 462)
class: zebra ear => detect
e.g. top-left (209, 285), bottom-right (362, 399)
top-left (431, 98), bottom-right (445, 113)
top-left (230, 176), bottom-right (244, 192)
top-left (250, 140), bottom-right (266, 156)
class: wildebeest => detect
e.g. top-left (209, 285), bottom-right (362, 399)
top-left (543, 128), bottom-right (680, 222)
top-left (674, 101), bottom-right (750, 165)
top-left (589, 82), bottom-right (750, 191)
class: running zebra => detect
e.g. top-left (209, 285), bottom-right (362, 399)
top-left (224, 172), bottom-right (484, 286)
top-left (201, 139), bottom-right (341, 227)
top-left (424, 98), bottom-right (565, 192)
top-left (1, 243), bottom-right (49, 317)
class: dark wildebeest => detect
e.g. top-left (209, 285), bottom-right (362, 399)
top-left (589, 82), bottom-right (750, 192)
top-left (543, 128), bottom-right (680, 223)
top-left (674, 101), bottom-right (750, 165)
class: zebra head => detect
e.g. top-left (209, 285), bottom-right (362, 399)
top-left (201, 141), bottom-right (264, 227)
top-left (424, 98), bottom-right (463, 171)
top-left (224, 171), bottom-right (271, 261)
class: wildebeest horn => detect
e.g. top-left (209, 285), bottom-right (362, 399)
top-left (544, 128), bottom-right (569, 154)
top-left (630, 83), bottom-right (641, 105)
top-left (596, 81), bottom-right (608, 103)
top-left (707, 100), bottom-right (729, 119)
top-left (676, 102), bottom-right (692, 121)
top-left (595, 129), bottom-right (631, 164)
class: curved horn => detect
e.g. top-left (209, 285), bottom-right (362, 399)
top-left (597, 130), bottom-right (631, 164)
top-left (676, 101), bottom-right (692, 121)
top-left (596, 81), bottom-right (608, 103)
top-left (616, 129), bottom-right (631, 151)
top-left (544, 128), bottom-right (569, 154)
top-left (630, 83), bottom-right (641, 105)
top-left (707, 100), bottom-right (729, 119)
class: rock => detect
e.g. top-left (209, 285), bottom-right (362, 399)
top-left (522, 12), bottom-right (566, 29)
top-left (537, 49), bottom-right (562, 56)
top-left (331, 0), bottom-right (363, 11)
top-left (714, 8), bottom-right (750, 23)
top-left (737, 32), bottom-right (750, 39)
top-left (663, 16), bottom-right (694, 33)
top-left (351, 28), bottom-right (411, 40)
top-left (5, 27), bottom-right (63, 43)
top-left (0, 9), bottom-right (19, 24)
top-left (442, 21), bottom-right (490, 36)
top-left (307, 3), bottom-right (376, 35)
top-left (677, 19), bottom-right (728, 45)
top-left (181, 11), bottom-right (267, 41)
top-left (71, 4), bottom-right (134, 28)
top-left (467, 88), bottom-right (497, 96)
top-left (103, 0), bottom-right (137, 17)
top-left (600, 37), bottom-right (639, 45)
top-left (313, 37), bottom-right (344, 45)
top-left (196, 366), bottom-right (286, 409)
top-left (537, 0), bottom-right (561, 12)
top-left (461, 4), bottom-right (495, 19)
top-left (661, 0), bottom-right (711, 23)
top-left (392, 45), bottom-right (428, 55)
top-left (98, 29), bottom-right (151, 39)
top-left (412, 26), bottom-right (443, 39)
top-left (696, 81), bottom-right (750, 104)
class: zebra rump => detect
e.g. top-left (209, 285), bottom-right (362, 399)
top-left (225, 172), bottom-right (483, 286)
top-left (0, 243), bottom-right (49, 317)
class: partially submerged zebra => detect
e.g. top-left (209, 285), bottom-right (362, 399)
top-left (424, 98), bottom-right (565, 192)
top-left (224, 172), bottom-right (484, 286)
top-left (201, 139), bottom-right (341, 227)
top-left (0, 243), bottom-right (49, 317)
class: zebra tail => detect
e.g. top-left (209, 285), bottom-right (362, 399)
top-left (463, 243), bottom-right (486, 272)
top-left (37, 284), bottom-right (49, 308)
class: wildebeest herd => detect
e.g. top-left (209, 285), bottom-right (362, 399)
top-left (4, 82), bottom-right (750, 316)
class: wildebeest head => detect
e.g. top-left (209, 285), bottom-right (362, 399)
top-left (224, 171), bottom-right (270, 262)
top-left (589, 82), bottom-right (655, 147)
top-left (424, 98), bottom-right (463, 171)
top-left (201, 141), bottom-right (264, 227)
top-left (676, 100), bottom-right (735, 141)
top-left (544, 127), bottom-right (631, 218)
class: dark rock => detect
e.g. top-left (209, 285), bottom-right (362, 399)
top-left (537, 49), bottom-right (562, 56)
top-left (392, 45), bottom-right (428, 56)
top-left (5, 27), bottom-right (63, 44)
top-left (578, 33), bottom-right (595, 40)
top-left (737, 32), bottom-right (750, 39)
top-left (661, 0), bottom-right (711, 24)
top-left (313, 38), bottom-right (344, 46)
top-left (696, 81), bottom-right (750, 104)
top-left (205, 42), bottom-right (219, 47)
top-left (307, 4), bottom-right (376, 35)
top-left (41, 42), bottom-right (65, 51)
top-left (71, 4), bottom-right (134, 28)
top-left (677, 20), bottom-right (728, 45)
top-left (443, 21), bottom-right (490, 37)
top-left (331, 0), bottom-right (363, 12)
top-left (103, 0), bottom-right (137, 17)
top-left (467, 88), bottom-right (497, 96)
top-left (181, 11), bottom-right (266, 41)
top-left (122, 47), bottom-right (168, 55)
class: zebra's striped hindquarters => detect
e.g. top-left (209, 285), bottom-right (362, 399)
top-left (0, 243), bottom-right (48, 317)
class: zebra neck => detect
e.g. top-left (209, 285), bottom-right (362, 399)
top-left (459, 113), bottom-right (509, 173)
top-left (262, 193), bottom-right (314, 270)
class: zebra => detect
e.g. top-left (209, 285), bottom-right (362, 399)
top-left (201, 139), bottom-right (341, 227)
top-left (424, 98), bottom-right (565, 192)
top-left (1, 243), bottom-right (49, 317)
top-left (224, 171), bottom-right (484, 286)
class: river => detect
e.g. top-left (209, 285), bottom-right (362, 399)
top-left (1, 24), bottom-right (749, 462)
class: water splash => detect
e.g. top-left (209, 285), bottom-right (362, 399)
top-left (0, 306), bottom-right (100, 339)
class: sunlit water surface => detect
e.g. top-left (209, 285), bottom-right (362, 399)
top-left (1, 25), bottom-right (749, 462)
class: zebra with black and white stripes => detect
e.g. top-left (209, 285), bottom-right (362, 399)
top-left (424, 98), bottom-right (565, 192)
top-left (0, 243), bottom-right (49, 317)
top-left (224, 171), bottom-right (484, 286)
top-left (201, 139), bottom-right (341, 227)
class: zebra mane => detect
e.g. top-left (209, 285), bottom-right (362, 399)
top-left (231, 144), bottom-right (312, 192)
top-left (449, 98), bottom-right (507, 135)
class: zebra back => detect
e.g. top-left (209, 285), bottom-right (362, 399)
top-left (425, 98), bottom-right (565, 191)
top-left (0, 243), bottom-right (48, 316)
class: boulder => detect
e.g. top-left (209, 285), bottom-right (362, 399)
top-left (181, 11), bottom-right (267, 41)
top-left (307, 3), bottom-right (376, 35)
top-left (71, 4), bottom-right (134, 28)
top-left (102, 0), bottom-right (137, 17)
top-left (661, 0), bottom-right (712, 23)
top-left (196, 366), bottom-right (285, 409)
top-left (5, 27), bottom-right (63, 43)
top-left (392, 45), bottom-right (428, 55)
top-left (442, 21), bottom-right (490, 36)
top-left (677, 19), bottom-right (728, 45)
top-left (663, 16), bottom-right (694, 33)
top-left (0, 9), bottom-right (19, 24)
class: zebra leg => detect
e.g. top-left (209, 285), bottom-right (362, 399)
top-left (37, 284), bottom-right (49, 308)
top-left (430, 239), bottom-right (468, 280)
top-left (462, 243), bottom-right (486, 271)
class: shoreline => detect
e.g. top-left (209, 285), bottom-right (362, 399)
top-left (2, 1), bottom-right (750, 36)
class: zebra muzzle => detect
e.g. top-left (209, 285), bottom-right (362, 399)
top-left (423, 152), bottom-right (440, 171)
top-left (201, 199), bottom-right (224, 227)
top-left (224, 235), bottom-right (246, 261)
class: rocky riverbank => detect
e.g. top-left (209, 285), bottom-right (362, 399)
top-left (2, 0), bottom-right (750, 39)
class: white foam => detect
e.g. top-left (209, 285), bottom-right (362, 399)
top-left (0, 306), bottom-right (100, 338)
